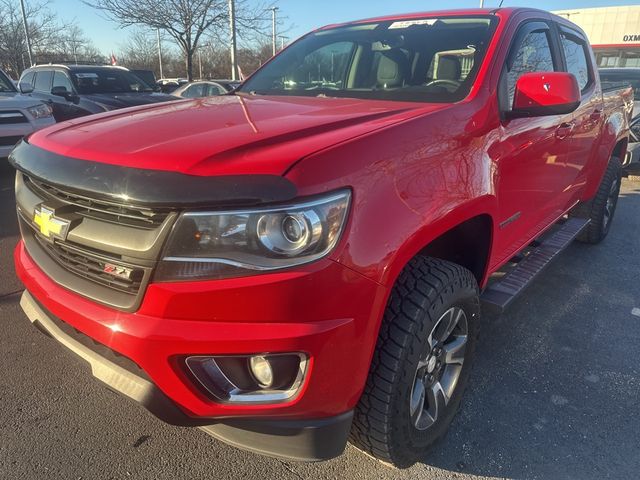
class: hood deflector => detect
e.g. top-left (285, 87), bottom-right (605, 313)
top-left (9, 140), bottom-right (297, 209)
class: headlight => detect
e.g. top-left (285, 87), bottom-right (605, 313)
top-left (155, 190), bottom-right (351, 281)
top-left (27, 104), bottom-right (53, 119)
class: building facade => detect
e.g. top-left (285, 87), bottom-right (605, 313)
top-left (553, 5), bottom-right (640, 67)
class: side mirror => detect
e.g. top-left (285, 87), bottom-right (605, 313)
top-left (508, 72), bottom-right (580, 118)
top-left (19, 82), bottom-right (33, 94)
top-left (51, 86), bottom-right (78, 102)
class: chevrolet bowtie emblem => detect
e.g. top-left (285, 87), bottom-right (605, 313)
top-left (33, 205), bottom-right (71, 241)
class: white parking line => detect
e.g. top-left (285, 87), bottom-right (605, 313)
top-left (632, 308), bottom-right (640, 317)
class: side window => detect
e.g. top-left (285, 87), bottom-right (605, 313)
top-left (34, 70), bottom-right (53, 92)
top-left (21, 71), bottom-right (35, 86)
top-left (182, 84), bottom-right (204, 98)
top-left (506, 28), bottom-right (556, 108)
top-left (559, 30), bottom-right (590, 91)
top-left (53, 71), bottom-right (74, 92)
top-left (207, 84), bottom-right (224, 96)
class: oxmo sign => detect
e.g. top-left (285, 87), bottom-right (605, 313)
top-left (623, 35), bottom-right (640, 42)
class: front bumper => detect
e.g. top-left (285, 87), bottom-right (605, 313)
top-left (20, 290), bottom-right (353, 461)
top-left (15, 240), bottom-right (388, 459)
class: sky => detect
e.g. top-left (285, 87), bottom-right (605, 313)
top-left (50, 0), bottom-right (640, 53)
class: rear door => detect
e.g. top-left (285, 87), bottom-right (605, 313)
top-left (556, 25), bottom-right (604, 203)
top-left (494, 20), bottom-right (576, 262)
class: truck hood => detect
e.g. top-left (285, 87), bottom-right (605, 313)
top-left (0, 92), bottom-right (45, 110)
top-left (81, 92), bottom-right (176, 109)
top-left (28, 94), bottom-right (444, 176)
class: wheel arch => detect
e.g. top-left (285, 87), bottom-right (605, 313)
top-left (382, 199), bottom-right (496, 291)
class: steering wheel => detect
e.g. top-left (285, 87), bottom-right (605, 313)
top-left (425, 79), bottom-right (461, 90)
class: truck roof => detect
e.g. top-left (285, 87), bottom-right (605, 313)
top-left (320, 7), bottom-right (537, 29)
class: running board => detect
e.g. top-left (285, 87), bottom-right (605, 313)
top-left (481, 218), bottom-right (590, 313)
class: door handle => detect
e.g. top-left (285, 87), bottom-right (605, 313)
top-left (555, 122), bottom-right (574, 140)
top-left (589, 109), bottom-right (603, 121)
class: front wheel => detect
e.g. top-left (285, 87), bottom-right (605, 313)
top-left (350, 257), bottom-right (480, 467)
top-left (571, 156), bottom-right (622, 244)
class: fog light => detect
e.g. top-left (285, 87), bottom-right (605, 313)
top-left (185, 353), bottom-right (307, 404)
top-left (249, 355), bottom-right (274, 388)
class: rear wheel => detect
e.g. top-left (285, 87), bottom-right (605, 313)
top-left (571, 157), bottom-right (622, 244)
top-left (350, 257), bottom-right (480, 467)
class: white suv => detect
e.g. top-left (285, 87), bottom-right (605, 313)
top-left (0, 69), bottom-right (55, 158)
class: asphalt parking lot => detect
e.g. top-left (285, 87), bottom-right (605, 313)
top-left (0, 160), bottom-right (639, 480)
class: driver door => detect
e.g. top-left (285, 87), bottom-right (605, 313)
top-left (493, 20), bottom-right (576, 263)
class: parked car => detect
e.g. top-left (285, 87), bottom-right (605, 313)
top-left (173, 80), bottom-right (238, 98)
top-left (10, 8), bottom-right (632, 467)
top-left (18, 64), bottom-right (177, 122)
top-left (0, 68), bottom-right (54, 159)
top-left (157, 77), bottom-right (188, 93)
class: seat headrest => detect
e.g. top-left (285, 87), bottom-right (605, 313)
top-left (376, 50), bottom-right (409, 89)
top-left (435, 55), bottom-right (461, 81)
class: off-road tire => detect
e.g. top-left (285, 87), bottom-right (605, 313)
top-left (571, 156), bottom-right (622, 244)
top-left (349, 257), bottom-right (480, 468)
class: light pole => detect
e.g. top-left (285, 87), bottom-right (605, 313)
top-left (229, 0), bottom-right (238, 80)
top-left (157, 28), bottom-right (164, 79)
top-left (270, 7), bottom-right (279, 56)
top-left (20, 0), bottom-right (34, 66)
top-left (278, 35), bottom-right (287, 51)
top-left (479, 0), bottom-right (484, 7)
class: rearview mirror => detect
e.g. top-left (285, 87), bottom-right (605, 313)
top-left (508, 72), bottom-right (580, 118)
top-left (19, 82), bottom-right (33, 94)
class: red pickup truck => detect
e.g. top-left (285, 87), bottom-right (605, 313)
top-left (10, 8), bottom-right (632, 467)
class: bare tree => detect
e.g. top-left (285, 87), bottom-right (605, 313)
top-left (0, 0), bottom-right (72, 76)
top-left (83, 0), bottom-right (272, 81)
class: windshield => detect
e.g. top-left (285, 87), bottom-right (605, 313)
top-left (0, 70), bottom-right (17, 93)
top-left (71, 69), bottom-right (154, 94)
top-left (239, 16), bottom-right (496, 103)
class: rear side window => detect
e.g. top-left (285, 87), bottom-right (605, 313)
top-left (34, 70), bottom-right (53, 92)
top-left (560, 30), bottom-right (590, 91)
top-left (506, 29), bottom-right (555, 107)
top-left (53, 71), bottom-right (74, 92)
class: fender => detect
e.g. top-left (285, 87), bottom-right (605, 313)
top-left (377, 195), bottom-right (497, 289)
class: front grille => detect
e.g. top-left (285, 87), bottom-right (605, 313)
top-left (0, 135), bottom-right (23, 146)
top-left (34, 234), bottom-right (145, 295)
top-left (0, 111), bottom-right (28, 124)
top-left (24, 175), bottom-right (170, 229)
